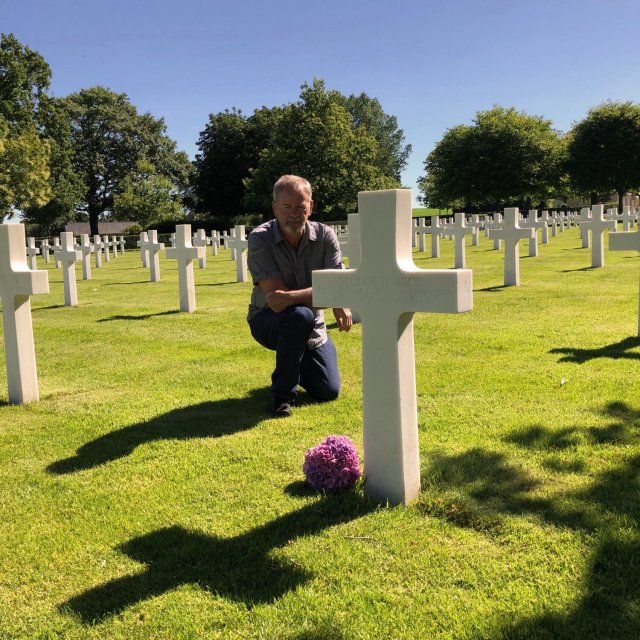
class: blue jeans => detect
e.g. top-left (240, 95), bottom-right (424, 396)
top-left (249, 306), bottom-right (340, 403)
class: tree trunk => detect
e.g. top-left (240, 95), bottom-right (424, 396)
top-left (590, 192), bottom-right (598, 205)
top-left (617, 189), bottom-right (625, 214)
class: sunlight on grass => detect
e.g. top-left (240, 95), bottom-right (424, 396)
top-left (1, 229), bottom-right (640, 639)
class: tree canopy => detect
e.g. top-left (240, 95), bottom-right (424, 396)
top-left (419, 106), bottom-right (563, 211)
top-left (565, 101), bottom-right (640, 211)
top-left (0, 33), bottom-right (54, 219)
top-left (62, 86), bottom-right (192, 235)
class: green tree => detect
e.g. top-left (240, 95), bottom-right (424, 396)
top-left (0, 33), bottom-right (54, 219)
top-left (566, 101), bottom-right (640, 212)
top-left (419, 106), bottom-right (562, 211)
top-left (192, 106), bottom-right (282, 218)
top-left (112, 159), bottom-right (183, 228)
top-left (62, 86), bottom-right (192, 235)
top-left (244, 82), bottom-right (398, 219)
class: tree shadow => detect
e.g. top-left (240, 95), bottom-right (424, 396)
top-left (60, 491), bottom-right (373, 624)
top-left (420, 401), bottom-right (640, 638)
top-left (47, 388), bottom-right (270, 474)
top-left (549, 336), bottom-right (640, 363)
top-left (96, 310), bottom-right (181, 322)
top-left (31, 304), bottom-right (65, 311)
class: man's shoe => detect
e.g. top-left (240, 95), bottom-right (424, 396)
top-left (269, 398), bottom-right (293, 418)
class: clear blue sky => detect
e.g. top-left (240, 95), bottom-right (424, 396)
top-left (2, 0), bottom-right (640, 206)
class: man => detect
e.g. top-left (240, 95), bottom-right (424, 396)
top-left (247, 175), bottom-right (352, 418)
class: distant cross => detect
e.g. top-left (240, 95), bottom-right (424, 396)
top-left (54, 232), bottom-right (82, 306)
top-left (519, 210), bottom-right (546, 257)
top-left (40, 238), bottom-right (51, 264)
top-left (425, 216), bottom-right (442, 258)
top-left (467, 215), bottom-right (480, 247)
top-left (414, 218), bottom-right (428, 252)
top-left (0, 225), bottom-right (49, 404)
top-left (210, 230), bottom-right (220, 256)
top-left (578, 205), bottom-right (616, 268)
top-left (228, 228), bottom-right (237, 261)
top-left (78, 234), bottom-right (94, 280)
top-left (620, 206), bottom-right (636, 232)
top-left (550, 211), bottom-right (559, 237)
top-left (143, 230), bottom-right (165, 282)
top-left (192, 229), bottom-right (210, 269)
top-left (539, 211), bottom-right (551, 244)
top-left (577, 207), bottom-right (591, 249)
top-left (25, 237), bottom-right (40, 270)
top-left (610, 228), bottom-right (640, 336)
top-left (165, 225), bottom-right (205, 312)
top-left (448, 212), bottom-right (474, 268)
top-left (102, 235), bottom-right (112, 263)
top-left (118, 235), bottom-right (126, 255)
top-left (93, 235), bottom-right (104, 268)
top-left (313, 189), bottom-right (473, 505)
top-left (485, 212), bottom-right (503, 250)
top-left (488, 207), bottom-right (535, 286)
top-left (137, 231), bottom-right (149, 268)
top-left (52, 237), bottom-right (61, 268)
top-left (227, 225), bottom-right (249, 282)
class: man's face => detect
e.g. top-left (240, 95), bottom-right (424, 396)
top-left (272, 188), bottom-right (314, 235)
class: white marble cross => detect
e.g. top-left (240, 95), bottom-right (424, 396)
top-left (137, 231), bottom-right (149, 267)
top-left (468, 215), bottom-right (480, 247)
top-left (144, 230), bottom-right (165, 282)
top-left (488, 207), bottom-right (535, 286)
top-left (485, 213), bottom-right (503, 250)
top-left (192, 229), bottom-right (210, 269)
top-left (539, 211), bottom-right (551, 244)
top-left (227, 224), bottom-right (248, 282)
top-left (577, 207), bottom-right (591, 249)
top-left (93, 235), bottom-right (104, 268)
top-left (25, 237), bottom-right (40, 270)
top-left (610, 228), bottom-right (640, 335)
top-left (78, 234), bottom-right (94, 280)
top-left (414, 218), bottom-right (428, 252)
top-left (620, 206), bottom-right (636, 232)
top-left (210, 230), bottom-right (220, 256)
top-left (312, 189), bottom-right (473, 506)
top-left (229, 228), bottom-right (237, 261)
top-left (519, 210), bottom-right (545, 257)
top-left (425, 216), bottom-right (442, 258)
top-left (52, 237), bottom-right (61, 268)
top-left (40, 238), bottom-right (51, 263)
top-left (578, 205), bottom-right (616, 268)
top-left (0, 224), bottom-right (49, 404)
top-left (447, 212), bottom-right (474, 269)
top-left (118, 235), bottom-right (126, 255)
top-left (165, 224), bottom-right (205, 312)
top-left (54, 232), bottom-right (82, 306)
top-left (102, 235), bottom-right (112, 263)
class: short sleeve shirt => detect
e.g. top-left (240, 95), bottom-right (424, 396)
top-left (247, 219), bottom-right (343, 349)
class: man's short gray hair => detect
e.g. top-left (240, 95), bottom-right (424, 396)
top-left (273, 175), bottom-right (312, 202)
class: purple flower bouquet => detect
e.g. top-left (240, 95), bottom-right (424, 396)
top-left (303, 435), bottom-right (362, 491)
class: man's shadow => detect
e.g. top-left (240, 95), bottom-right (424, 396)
top-left (61, 490), bottom-right (373, 624)
top-left (549, 335), bottom-right (640, 364)
top-left (47, 388), bottom-right (271, 474)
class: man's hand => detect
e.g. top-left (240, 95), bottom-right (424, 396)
top-left (333, 307), bottom-right (352, 332)
top-left (266, 290), bottom-right (291, 313)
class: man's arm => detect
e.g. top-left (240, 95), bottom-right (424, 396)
top-left (258, 278), bottom-right (312, 313)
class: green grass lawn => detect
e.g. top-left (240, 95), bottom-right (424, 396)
top-left (2, 226), bottom-right (640, 639)
top-left (412, 207), bottom-right (452, 217)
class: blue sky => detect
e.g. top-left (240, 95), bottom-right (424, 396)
top-left (2, 0), bottom-right (640, 206)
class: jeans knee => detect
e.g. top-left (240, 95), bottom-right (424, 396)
top-left (316, 380), bottom-right (340, 402)
top-left (285, 305), bottom-right (315, 334)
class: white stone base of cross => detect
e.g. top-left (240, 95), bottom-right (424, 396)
top-left (0, 224), bottom-right (49, 403)
top-left (313, 189), bottom-right (473, 506)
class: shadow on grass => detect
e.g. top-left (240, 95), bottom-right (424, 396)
top-left (549, 336), bottom-right (640, 363)
top-left (96, 310), bottom-right (181, 322)
top-left (31, 304), bottom-right (65, 311)
top-left (561, 266), bottom-right (597, 273)
top-left (420, 401), bottom-right (640, 638)
top-left (475, 284), bottom-right (510, 292)
top-left (196, 281), bottom-right (236, 287)
top-left (47, 388), bottom-right (271, 474)
top-left (100, 281), bottom-right (149, 286)
top-left (61, 491), bottom-right (372, 624)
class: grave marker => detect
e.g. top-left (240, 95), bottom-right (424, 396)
top-left (144, 230), bottom-right (165, 282)
top-left (448, 212), bottom-right (474, 268)
top-left (102, 235), bottom-right (112, 263)
top-left (93, 235), bottom-right (104, 268)
top-left (313, 189), bottom-right (473, 505)
top-left (165, 225), bottom-right (205, 312)
top-left (78, 234), bottom-right (94, 280)
top-left (610, 229), bottom-right (640, 336)
top-left (425, 216), bottom-right (442, 258)
top-left (137, 231), bottom-right (149, 267)
top-left (52, 237), bottom-right (61, 268)
top-left (25, 237), bottom-right (40, 270)
top-left (488, 207), bottom-right (535, 286)
top-left (227, 225), bottom-right (248, 282)
top-left (0, 224), bottom-right (49, 403)
top-left (192, 229), bottom-right (210, 269)
top-left (54, 232), bottom-right (82, 306)
top-left (40, 238), bottom-right (52, 264)
top-left (210, 230), bottom-right (220, 256)
top-left (578, 204), bottom-right (616, 268)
